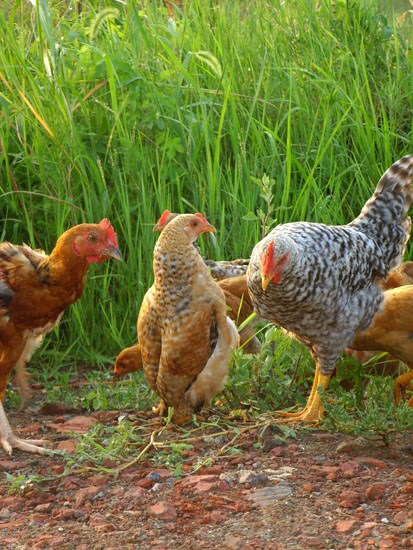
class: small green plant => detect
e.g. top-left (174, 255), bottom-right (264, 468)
top-left (321, 376), bottom-right (413, 445)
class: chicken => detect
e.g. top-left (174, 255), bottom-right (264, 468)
top-left (382, 261), bottom-right (413, 290)
top-left (0, 220), bottom-right (122, 454)
top-left (153, 210), bottom-right (249, 280)
top-left (138, 213), bottom-right (239, 423)
top-left (247, 155), bottom-right (413, 422)
top-left (114, 343), bottom-right (143, 376)
top-left (114, 274), bottom-right (260, 377)
top-left (344, 259), bottom-right (413, 395)
top-left (218, 275), bottom-right (261, 353)
top-left (351, 285), bottom-right (413, 407)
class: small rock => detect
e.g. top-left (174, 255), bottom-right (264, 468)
top-left (335, 519), bottom-right (358, 533)
top-left (400, 482), bottom-right (413, 494)
top-left (302, 483), bottom-right (314, 493)
top-left (336, 440), bottom-right (362, 453)
top-left (339, 489), bottom-right (363, 508)
top-left (35, 502), bottom-right (53, 513)
top-left (56, 440), bottom-right (77, 454)
top-left (194, 481), bottom-right (216, 493)
top-left (238, 470), bottom-right (269, 485)
top-left (0, 460), bottom-right (29, 471)
top-left (271, 446), bottom-right (286, 457)
top-left (30, 513), bottom-right (49, 524)
top-left (53, 508), bottom-right (77, 520)
top-left (52, 416), bottom-right (98, 434)
top-left (75, 486), bottom-right (101, 506)
top-left (123, 487), bottom-right (146, 500)
top-left (147, 501), bottom-right (177, 521)
top-left (177, 474), bottom-right (219, 487)
top-left (366, 484), bottom-right (385, 501)
top-left (246, 482), bottom-right (294, 506)
top-left (19, 423), bottom-right (42, 434)
top-left (381, 517), bottom-right (389, 524)
top-left (137, 478), bottom-right (153, 489)
top-left (355, 457), bottom-right (387, 469)
top-left (198, 465), bottom-right (223, 475)
top-left (264, 466), bottom-right (296, 480)
top-left (146, 471), bottom-right (161, 482)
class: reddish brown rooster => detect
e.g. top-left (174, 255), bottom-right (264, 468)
top-left (0, 220), bottom-right (122, 454)
top-left (138, 213), bottom-right (239, 423)
top-left (247, 155), bottom-right (413, 422)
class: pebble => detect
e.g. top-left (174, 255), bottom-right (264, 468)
top-left (75, 486), bottom-right (102, 506)
top-left (246, 482), bottom-right (294, 506)
top-left (147, 501), bottom-right (177, 521)
top-left (238, 470), bottom-right (269, 485)
top-left (365, 484), bottom-right (386, 501)
top-left (355, 457), bottom-right (388, 469)
top-left (335, 519), bottom-right (358, 533)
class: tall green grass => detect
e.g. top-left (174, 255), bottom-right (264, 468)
top-left (0, 0), bottom-right (412, 366)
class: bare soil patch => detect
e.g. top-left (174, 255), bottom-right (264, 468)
top-left (1, 383), bottom-right (412, 550)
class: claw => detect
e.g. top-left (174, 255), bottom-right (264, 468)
top-left (0, 401), bottom-right (54, 456)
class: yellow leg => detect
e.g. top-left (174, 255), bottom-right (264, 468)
top-left (276, 366), bottom-right (321, 418)
top-left (276, 369), bottom-right (331, 424)
top-left (152, 399), bottom-right (167, 417)
top-left (394, 368), bottom-right (413, 406)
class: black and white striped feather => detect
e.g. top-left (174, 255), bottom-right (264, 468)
top-left (247, 155), bottom-right (413, 376)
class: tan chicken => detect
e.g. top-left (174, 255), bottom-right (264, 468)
top-left (153, 210), bottom-right (249, 280)
top-left (138, 213), bottom-right (239, 423)
top-left (0, 220), bottom-right (122, 454)
top-left (351, 285), bottom-right (413, 406)
top-left (346, 259), bottom-right (413, 399)
top-left (382, 261), bottom-right (413, 290)
top-left (114, 274), bottom-right (260, 377)
top-left (114, 343), bottom-right (143, 376)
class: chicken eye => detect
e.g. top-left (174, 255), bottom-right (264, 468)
top-left (88, 233), bottom-right (98, 244)
top-left (190, 220), bottom-right (199, 227)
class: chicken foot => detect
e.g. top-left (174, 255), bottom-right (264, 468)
top-left (394, 367), bottom-right (413, 407)
top-left (0, 401), bottom-right (53, 455)
top-left (275, 367), bottom-right (331, 423)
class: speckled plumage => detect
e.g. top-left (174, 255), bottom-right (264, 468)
top-left (205, 258), bottom-right (249, 281)
top-left (247, 155), bottom-right (413, 380)
top-left (138, 214), bottom-right (239, 422)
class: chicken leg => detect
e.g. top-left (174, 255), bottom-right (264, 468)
top-left (276, 365), bottom-right (331, 423)
top-left (0, 401), bottom-right (53, 455)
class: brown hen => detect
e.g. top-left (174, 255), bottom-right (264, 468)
top-left (138, 213), bottom-right (239, 423)
top-left (0, 220), bottom-right (122, 454)
top-left (351, 285), bottom-right (413, 406)
top-left (114, 274), bottom-right (260, 377)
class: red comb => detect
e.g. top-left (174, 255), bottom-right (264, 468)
top-left (194, 212), bottom-right (208, 223)
top-left (157, 210), bottom-right (172, 226)
top-left (99, 218), bottom-right (118, 246)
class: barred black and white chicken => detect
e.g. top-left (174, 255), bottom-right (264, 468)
top-left (247, 155), bottom-right (413, 422)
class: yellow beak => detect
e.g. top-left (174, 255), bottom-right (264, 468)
top-left (201, 223), bottom-right (216, 235)
top-left (261, 273), bottom-right (272, 291)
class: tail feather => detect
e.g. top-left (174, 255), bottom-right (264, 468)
top-left (350, 155), bottom-right (413, 271)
